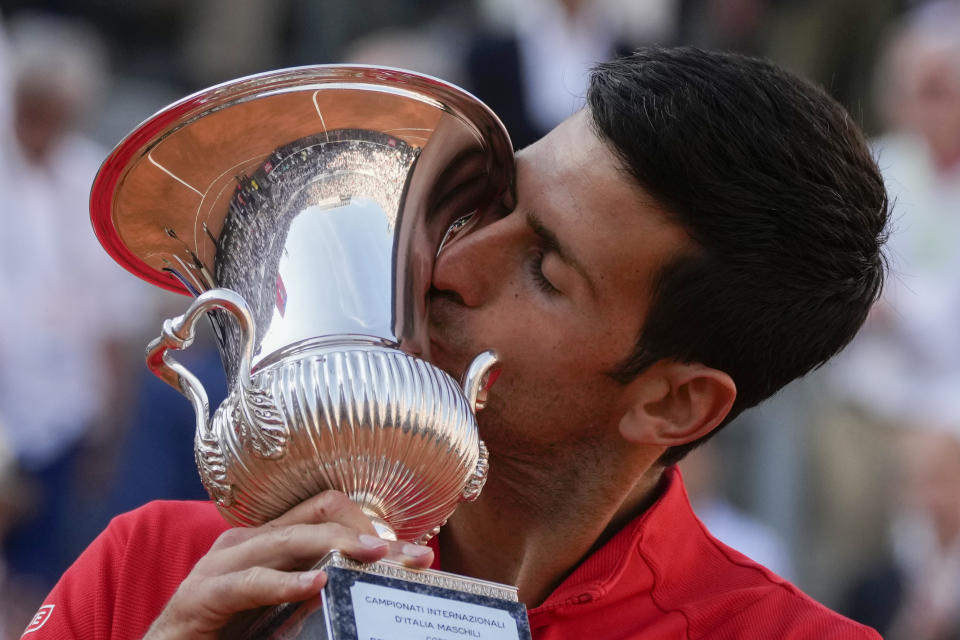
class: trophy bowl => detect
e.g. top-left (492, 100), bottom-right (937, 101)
top-left (90, 65), bottom-right (515, 543)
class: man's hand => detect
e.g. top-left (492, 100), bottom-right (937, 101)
top-left (143, 491), bottom-right (434, 639)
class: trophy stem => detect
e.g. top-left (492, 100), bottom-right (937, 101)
top-left (363, 510), bottom-right (398, 541)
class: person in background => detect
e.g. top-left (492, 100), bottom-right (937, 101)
top-left (0, 13), bottom-right (156, 599)
top-left (842, 422), bottom-right (960, 639)
top-left (829, 0), bottom-right (960, 422)
top-left (464, 0), bottom-right (644, 149)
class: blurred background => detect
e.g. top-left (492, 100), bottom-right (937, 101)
top-left (0, 0), bottom-right (958, 637)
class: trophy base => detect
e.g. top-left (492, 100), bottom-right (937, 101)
top-left (224, 551), bottom-right (532, 639)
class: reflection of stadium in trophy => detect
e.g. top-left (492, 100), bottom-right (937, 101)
top-left (212, 130), bottom-right (419, 385)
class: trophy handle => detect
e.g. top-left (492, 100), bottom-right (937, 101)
top-left (461, 349), bottom-right (498, 412)
top-left (146, 288), bottom-right (257, 419)
top-left (145, 288), bottom-right (266, 507)
top-left (460, 350), bottom-right (498, 503)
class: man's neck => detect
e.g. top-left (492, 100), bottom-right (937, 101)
top-left (438, 449), bottom-right (666, 607)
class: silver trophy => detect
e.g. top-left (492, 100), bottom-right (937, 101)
top-left (91, 66), bottom-right (530, 639)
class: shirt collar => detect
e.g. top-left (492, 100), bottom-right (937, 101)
top-left (427, 466), bottom-right (693, 612)
top-left (532, 466), bottom-right (688, 612)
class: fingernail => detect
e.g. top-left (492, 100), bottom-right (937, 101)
top-left (403, 543), bottom-right (433, 557)
top-left (299, 569), bottom-right (323, 586)
top-left (359, 534), bottom-right (389, 550)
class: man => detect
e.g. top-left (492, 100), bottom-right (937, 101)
top-left (32, 48), bottom-right (886, 638)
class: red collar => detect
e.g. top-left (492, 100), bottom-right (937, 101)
top-left (426, 468), bottom-right (871, 638)
top-left (427, 466), bottom-right (690, 614)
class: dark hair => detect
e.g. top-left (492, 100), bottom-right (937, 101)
top-left (588, 47), bottom-right (889, 466)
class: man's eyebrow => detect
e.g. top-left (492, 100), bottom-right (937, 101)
top-left (526, 211), bottom-right (596, 295)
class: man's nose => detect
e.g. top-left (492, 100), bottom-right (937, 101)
top-left (432, 215), bottom-right (520, 307)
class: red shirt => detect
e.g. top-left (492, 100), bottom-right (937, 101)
top-left (27, 468), bottom-right (878, 639)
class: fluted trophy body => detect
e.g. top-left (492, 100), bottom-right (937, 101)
top-left (90, 66), bottom-right (515, 543)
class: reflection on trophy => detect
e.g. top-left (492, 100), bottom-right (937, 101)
top-left (91, 66), bottom-right (531, 639)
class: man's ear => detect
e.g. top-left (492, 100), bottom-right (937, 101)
top-left (618, 361), bottom-right (736, 447)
